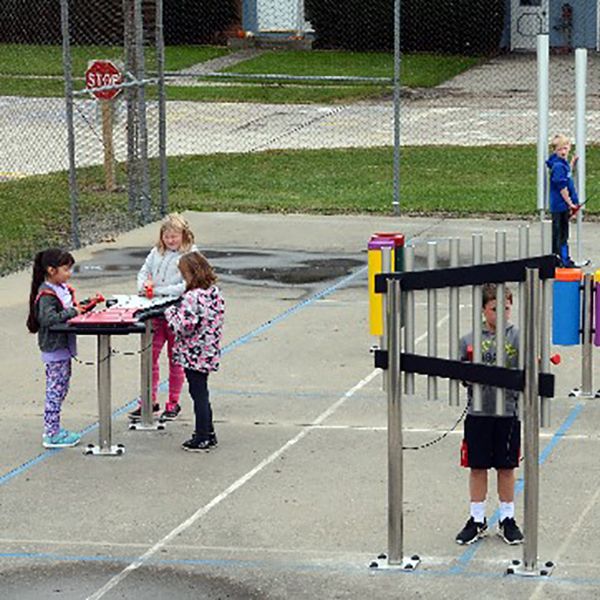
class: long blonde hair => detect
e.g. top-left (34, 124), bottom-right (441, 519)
top-left (156, 213), bottom-right (195, 254)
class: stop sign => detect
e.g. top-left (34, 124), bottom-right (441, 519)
top-left (85, 60), bottom-right (123, 101)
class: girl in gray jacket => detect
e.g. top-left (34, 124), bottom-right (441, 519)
top-left (129, 214), bottom-right (196, 423)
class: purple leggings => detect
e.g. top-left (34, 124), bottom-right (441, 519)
top-left (44, 359), bottom-right (72, 437)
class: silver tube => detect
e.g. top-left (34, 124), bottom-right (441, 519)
top-left (60, 0), bottom-right (80, 248)
top-left (537, 34), bottom-right (550, 218)
top-left (156, 0), bottom-right (168, 216)
top-left (134, 0), bottom-right (151, 222)
top-left (381, 246), bottom-right (393, 392)
top-left (581, 274), bottom-right (593, 396)
top-left (140, 321), bottom-right (154, 426)
top-left (386, 278), bottom-right (404, 565)
top-left (427, 242), bottom-right (438, 400)
top-left (523, 268), bottom-right (541, 572)
top-left (97, 335), bottom-right (113, 451)
top-left (404, 245), bottom-right (415, 395)
top-left (472, 234), bottom-right (483, 412)
top-left (518, 225), bottom-right (530, 422)
top-left (575, 48), bottom-right (587, 264)
top-left (495, 231), bottom-right (507, 416)
top-left (449, 238), bottom-right (460, 406)
top-left (392, 0), bottom-right (401, 216)
top-left (124, 0), bottom-right (138, 214)
top-left (540, 220), bottom-right (552, 426)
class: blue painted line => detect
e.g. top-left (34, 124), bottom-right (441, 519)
top-left (0, 267), bottom-right (366, 488)
top-left (450, 402), bottom-right (585, 574)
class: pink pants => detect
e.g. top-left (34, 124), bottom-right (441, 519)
top-left (151, 317), bottom-right (184, 409)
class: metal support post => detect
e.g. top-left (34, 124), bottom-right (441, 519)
top-left (508, 268), bottom-right (554, 577)
top-left (471, 234), bottom-right (483, 412)
top-left (575, 48), bottom-right (588, 266)
top-left (404, 244), bottom-right (415, 396)
top-left (570, 273), bottom-right (594, 398)
top-left (449, 238), bottom-right (460, 406)
top-left (427, 242), bottom-right (438, 400)
top-left (392, 0), bottom-right (401, 216)
top-left (370, 279), bottom-right (419, 571)
top-left (495, 231), bottom-right (507, 416)
top-left (84, 335), bottom-right (125, 456)
top-left (130, 320), bottom-right (164, 431)
top-left (540, 220), bottom-right (552, 426)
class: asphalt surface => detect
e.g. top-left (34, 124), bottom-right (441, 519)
top-left (1, 212), bottom-right (599, 599)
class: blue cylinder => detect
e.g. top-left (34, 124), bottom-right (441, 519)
top-left (552, 277), bottom-right (581, 345)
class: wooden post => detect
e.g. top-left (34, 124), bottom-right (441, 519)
top-left (101, 99), bottom-right (116, 192)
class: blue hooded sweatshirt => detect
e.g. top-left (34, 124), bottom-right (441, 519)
top-left (546, 153), bottom-right (578, 213)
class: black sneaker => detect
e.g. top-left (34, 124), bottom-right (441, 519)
top-left (455, 517), bottom-right (487, 545)
top-left (160, 404), bottom-right (181, 422)
top-left (498, 517), bottom-right (524, 545)
top-left (128, 404), bottom-right (160, 421)
top-left (208, 432), bottom-right (218, 447)
top-left (182, 436), bottom-right (212, 452)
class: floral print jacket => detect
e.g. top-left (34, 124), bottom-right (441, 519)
top-left (164, 285), bottom-right (224, 372)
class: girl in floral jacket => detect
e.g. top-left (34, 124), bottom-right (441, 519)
top-left (164, 252), bottom-right (224, 452)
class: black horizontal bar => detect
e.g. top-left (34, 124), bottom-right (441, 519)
top-left (375, 254), bottom-right (558, 294)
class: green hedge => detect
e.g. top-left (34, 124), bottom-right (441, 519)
top-left (306, 0), bottom-right (506, 54)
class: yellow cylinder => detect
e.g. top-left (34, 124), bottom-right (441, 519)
top-left (368, 240), bottom-right (394, 336)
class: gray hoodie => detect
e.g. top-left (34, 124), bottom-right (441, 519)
top-left (137, 246), bottom-right (197, 298)
top-left (459, 323), bottom-right (520, 417)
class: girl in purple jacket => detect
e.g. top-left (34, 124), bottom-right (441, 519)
top-left (164, 252), bottom-right (224, 452)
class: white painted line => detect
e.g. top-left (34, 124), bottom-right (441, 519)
top-left (85, 369), bottom-right (381, 600)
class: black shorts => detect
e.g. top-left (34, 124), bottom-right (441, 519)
top-left (461, 414), bottom-right (520, 470)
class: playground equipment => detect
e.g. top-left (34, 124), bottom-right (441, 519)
top-left (368, 225), bottom-right (559, 576)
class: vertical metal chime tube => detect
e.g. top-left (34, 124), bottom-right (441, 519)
top-left (60, 0), bottom-right (80, 248)
top-left (495, 231), bottom-right (507, 416)
top-left (134, 0), bottom-right (151, 222)
top-left (540, 220), bottom-right (552, 426)
top-left (537, 34), bottom-right (550, 220)
top-left (404, 244), bottom-right (415, 396)
top-left (471, 234), bottom-right (483, 412)
top-left (427, 242), bottom-right (438, 400)
top-left (523, 268), bottom-right (541, 573)
top-left (381, 246), bottom-right (393, 392)
top-left (449, 238), bottom-right (460, 406)
top-left (575, 48), bottom-right (587, 265)
top-left (97, 335), bottom-right (113, 451)
top-left (518, 225), bottom-right (530, 422)
top-left (581, 273), bottom-right (594, 397)
top-left (392, 0), bottom-right (401, 216)
top-left (156, 0), bottom-right (168, 216)
top-left (386, 278), bottom-right (404, 565)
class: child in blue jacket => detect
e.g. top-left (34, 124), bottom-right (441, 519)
top-left (546, 134), bottom-right (579, 268)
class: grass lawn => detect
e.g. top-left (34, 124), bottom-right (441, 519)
top-left (2, 144), bottom-right (599, 274)
top-left (0, 45), bottom-right (479, 102)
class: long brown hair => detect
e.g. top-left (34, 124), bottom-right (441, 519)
top-left (178, 252), bottom-right (217, 291)
top-left (27, 248), bottom-right (75, 333)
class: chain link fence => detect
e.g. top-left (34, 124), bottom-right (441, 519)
top-left (1, 0), bottom-right (600, 274)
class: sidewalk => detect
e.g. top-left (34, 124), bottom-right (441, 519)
top-left (1, 212), bottom-right (599, 599)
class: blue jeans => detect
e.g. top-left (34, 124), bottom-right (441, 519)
top-left (184, 369), bottom-right (213, 440)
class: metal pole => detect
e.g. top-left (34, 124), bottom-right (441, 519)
top-left (472, 234), bottom-right (483, 412)
top-left (581, 273), bottom-right (593, 396)
top-left (427, 241), bottom-right (438, 400)
top-left (575, 48), bottom-right (587, 265)
top-left (449, 238), bottom-right (460, 406)
top-left (156, 0), bottom-right (168, 216)
top-left (386, 278), bottom-right (403, 564)
top-left (134, 0), bottom-right (151, 222)
top-left (97, 335), bottom-right (112, 451)
top-left (537, 34), bottom-right (550, 220)
top-left (404, 244), bottom-right (415, 395)
top-left (518, 225), bottom-right (530, 422)
top-left (523, 268), bottom-right (541, 573)
top-left (60, 0), bottom-right (80, 248)
top-left (124, 0), bottom-right (138, 214)
top-left (540, 220), bottom-right (552, 426)
top-left (495, 231), bottom-right (506, 416)
top-left (392, 0), bottom-right (401, 216)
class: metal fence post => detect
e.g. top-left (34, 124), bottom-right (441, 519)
top-left (156, 0), bottom-right (169, 216)
top-left (392, 0), bottom-right (401, 216)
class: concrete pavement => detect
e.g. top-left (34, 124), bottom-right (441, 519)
top-left (1, 212), bottom-right (599, 598)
